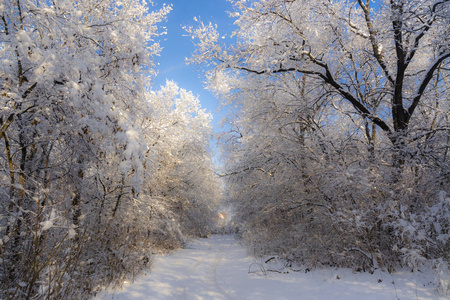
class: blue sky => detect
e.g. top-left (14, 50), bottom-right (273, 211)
top-left (153, 0), bottom-right (236, 135)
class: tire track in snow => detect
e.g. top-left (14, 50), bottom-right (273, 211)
top-left (173, 252), bottom-right (205, 299)
top-left (174, 237), bottom-right (235, 300)
top-left (211, 245), bottom-right (236, 300)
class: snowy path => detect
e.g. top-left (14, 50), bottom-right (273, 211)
top-left (95, 235), bottom-right (445, 300)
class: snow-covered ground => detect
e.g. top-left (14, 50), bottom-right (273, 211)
top-left (94, 234), bottom-right (445, 300)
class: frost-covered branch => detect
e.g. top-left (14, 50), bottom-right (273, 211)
top-left (407, 51), bottom-right (450, 121)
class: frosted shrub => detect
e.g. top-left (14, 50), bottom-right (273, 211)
top-left (389, 192), bottom-right (450, 294)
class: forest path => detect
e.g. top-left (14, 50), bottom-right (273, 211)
top-left (96, 235), bottom-right (243, 300)
top-left (95, 234), bottom-right (444, 300)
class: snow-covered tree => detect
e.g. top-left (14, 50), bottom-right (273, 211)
top-left (0, 1), bottom-right (220, 299)
top-left (190, 0), bottom-right (449, 165)
top-left (189, 0), bottom-right (449, 288)
top-left (141, 81), bottom-right (221, 246)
